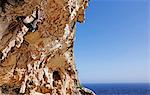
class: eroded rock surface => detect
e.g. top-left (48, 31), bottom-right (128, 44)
top-left (0, 0), bottom-right (95, 95)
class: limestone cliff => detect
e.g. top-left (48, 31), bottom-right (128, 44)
top-left (0, 0), bottom-right (95, 95)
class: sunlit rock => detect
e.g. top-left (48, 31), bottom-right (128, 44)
top-left (0, 0), bottom-right (95, 95)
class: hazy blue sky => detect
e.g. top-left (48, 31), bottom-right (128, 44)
top-left (74, 0), bottom-right (149, 83)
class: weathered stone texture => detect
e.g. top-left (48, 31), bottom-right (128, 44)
top-left (0, 0), bottom-right (95, 95)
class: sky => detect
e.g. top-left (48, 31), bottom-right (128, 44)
top-left (74, 0), bottom-right (149, 83)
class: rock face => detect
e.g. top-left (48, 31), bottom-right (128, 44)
top-left (0, 0), bottom-right (95, 95)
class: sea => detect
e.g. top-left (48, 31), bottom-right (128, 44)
top-left (82, 83), bottom-right (150, 95)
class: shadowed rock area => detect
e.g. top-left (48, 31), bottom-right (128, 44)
top-left (0, 0), bottom-right (95, 94)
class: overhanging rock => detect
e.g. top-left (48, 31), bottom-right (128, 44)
top-left (0, 0), bottom-right (95, 95)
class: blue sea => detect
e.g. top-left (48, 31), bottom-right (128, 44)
top-left (82, 83), bottom-right (150, 95)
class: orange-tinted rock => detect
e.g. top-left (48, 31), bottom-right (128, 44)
top-left (0, 0), bottom-right (95, 95)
